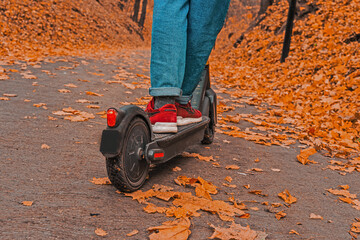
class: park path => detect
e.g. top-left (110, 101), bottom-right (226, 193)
top-left (0, 49), bottom-right (358, 239)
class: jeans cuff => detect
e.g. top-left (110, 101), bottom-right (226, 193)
top-left (176, 95), bottom-right (192, 104)
top-left (149, 87), bottom-right (182, 97)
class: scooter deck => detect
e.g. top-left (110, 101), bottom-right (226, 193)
top-left (153, 116), bottom-right (210, 143)
top-left (147, 116), bottom-right (210, 164)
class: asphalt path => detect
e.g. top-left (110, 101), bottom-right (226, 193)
top-left (1, 49), bottom-right (359, 239)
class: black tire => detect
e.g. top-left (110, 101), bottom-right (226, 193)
top-left (106, 117), bottom-right (150, 192)
top-left (202, 123), bottom-right (214, 144)
top-left (201, 98), bottom-right (215, 145)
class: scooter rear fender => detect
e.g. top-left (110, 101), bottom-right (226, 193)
top-left (99, 105), bottom-right (152, 158)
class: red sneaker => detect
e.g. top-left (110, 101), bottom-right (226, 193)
top-left (175, 102), bottom-right (202, 126)
top-left (145, 98), bottom-right (177, 133)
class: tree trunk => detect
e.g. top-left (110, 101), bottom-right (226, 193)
top-left (132, 0), bottom-right (141, 22)
top-left (138, 0), bottom-right (147, 28)
top-left (259, 0), bottom-right (274, 17)
top-left (234, 0), bottom-right (274, 47)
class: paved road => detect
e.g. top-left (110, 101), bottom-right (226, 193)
top-left (1, 49), bottom-right (358, 239)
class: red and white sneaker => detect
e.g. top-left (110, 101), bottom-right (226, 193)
top-left (145, 98), bottom-right (177, 133)
top-left (175, 102), bottom-right (202, 126)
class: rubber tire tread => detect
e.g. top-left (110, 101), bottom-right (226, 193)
top-left (106, 117), bottom-right (150, 192)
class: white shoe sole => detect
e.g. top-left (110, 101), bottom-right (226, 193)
top-left (152, 122), bottom-right (178, 133)
top-left (177, 116), bottom-right (202, 126)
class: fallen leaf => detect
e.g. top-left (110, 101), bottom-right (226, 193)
top-left (223, 183), bottom-right (237, 188)
top-left (76, 99), bottom-right (91, 103)
top-left (224, 176), bottom-right (232, 183)
top-left (41, 144), bottom-right (50, 149)
top-left (275, 211), bottom-right (286, 220)
top-left (339, 185), bottom-right (350, 190)
top-left (95, 228), bottom-right (107, 236)
top-left (90, 177), bottom-right (111, 185)
top-left (309, 213), bottom-right (323, 220)
top-left (126, 229), bottom-right (139, 237)
top-left (86, 91), bottom-right (103, 97)
top-left (48, 116), bottom-right (57, 121)
top-left (3, 93), bottom-right (17, 97)
top-left (172, 167), bottom-right (182, 172)
top-left (226, 165), bottom-right (240, 170)
top-left (249, 190), bottom-right (268, 197)
top-left (22, 74), bottom-right (37, 79)
top-left (33, 103), bottom-right (46, 108)
top-left (297, 147), bottom-right (317, 165)
top-left (278, 189), bottom-right (297, 204)
top-left (182, 152), bottom-right (215, 162)
top-left (0, 97), bottom-right (10, 101)
top-left (250, 168), bottom-right (263, 172)
top-left (86, 105), bottom-right (100, 109)
top-left (289, 230), bottom-right (299, 235)
top-left (327, 188), bottom-right (357, 199)
top-left (209, 222), bottom-right (267, 240)
top-left (148, 218), bottom-right (191, 240)
top-left (22, 201), bottom-right (33, 206)
top-left (64, 83), bottom-right (77, 88)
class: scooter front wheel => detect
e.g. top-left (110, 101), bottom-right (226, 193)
top-left (106, 117), bottom-right (150, 192)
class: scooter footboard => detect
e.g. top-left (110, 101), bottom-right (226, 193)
top-left (145, 117), bottom-right (210, 164)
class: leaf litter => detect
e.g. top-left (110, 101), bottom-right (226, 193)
top-left (123, 177), bottom-right (266, 239)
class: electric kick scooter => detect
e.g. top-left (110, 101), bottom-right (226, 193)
top-left (100, 65), bottom-right (217, 192)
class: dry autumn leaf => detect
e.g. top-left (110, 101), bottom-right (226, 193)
top-left (309, 213), bottom-right (323, 220)
top-left (41, 144), bottom-right (50, 149)
top-left (172, 166), bottom-right (182, 172)
top-left (327, 188), bottom-right (357, 199)
top-left (90, 177), bottom-right (111, 185)
top-left (225, 165), bottom-right (240, 170)
top-left (209, 222), bottom-right (267, 240)
top-left (64, 83), bottom-right (77, 88)
top-left (3, 93), bottom-right (17, 97)
top-left (297, 147), bottom-right (317, 165)
top-left (182, 152), bottom-right (215, 162)
top-left (148, 218), bottom-right (191, 240)
top-left (86, 91), bottom-right (103, 97)
top-left (95, 228), bottom-right (107, 237)
top-left (289, 230), bottom-right (299, 235)
top-left (278, 189), bottom-right (297, 204)
top-left (86, 105), bottom-right (100, 109)
top-left (126, 229), bottom-right (139, 237)
top-left (275, 211), bottom-right (286, 220)
top-left (22, 201), bottom-right (33, 206)
top-left (224, 176), bottom-right (232, 183)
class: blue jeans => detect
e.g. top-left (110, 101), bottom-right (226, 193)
top-left (149, 0), bottom-right (230, 104)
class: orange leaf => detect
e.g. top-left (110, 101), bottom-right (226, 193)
top-left (22, 201), bottom-right (33, 206)
top-left (126, 229), bottom-right (139, 237)
top-left (95, 228), bottom-right (107, 236)
top-left (86, 91), bottom-right (103, 97)
top-left (148, 218), bottom-right (191, 240)
top-left (90, 177), bottom-right (111, 185)
top-left (278, 189), bottom-right (297, 204)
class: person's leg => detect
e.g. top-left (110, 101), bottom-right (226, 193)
top-left (176, 0), bottom-right (230, 104)
top-left (147, 0), bottom-right (189, 133)
top-left (149, 0), bottom-right (189, 101)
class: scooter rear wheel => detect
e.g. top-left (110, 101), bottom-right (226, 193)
top-left (106, 117), bottom-right (150, 192)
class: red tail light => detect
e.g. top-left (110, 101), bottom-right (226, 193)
top-left (154, 152), bottom-right (164, 158)
top-left (107, 108), bottom-right (118, 127)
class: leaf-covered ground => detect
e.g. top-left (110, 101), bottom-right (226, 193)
top-left (1, 0), bottom-right (360, 239)
top-left (211, 0), bottom-right (360, 162)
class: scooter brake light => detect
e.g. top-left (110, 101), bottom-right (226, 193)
top-left (107, 108), bottom-right (118, 127)
top-left (154, 152), bottom-right (164, 158)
